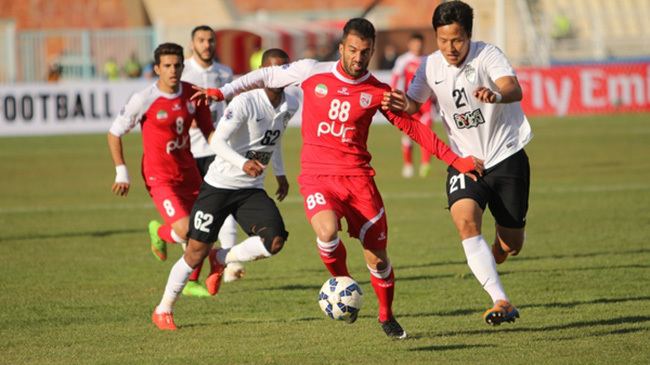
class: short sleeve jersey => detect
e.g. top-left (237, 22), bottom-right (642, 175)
top-left (109, 81), bottom-right (213, 186)
top-left (181, 58), bottom-right (233, 158)
top-left (223, 60), bottom-right (391, 176)
top-left (407, 41), bottom-right (532, 168)
top-left (205, 89), bottom-right (300, 189)
top-left (391, 51), bottom-right (422, 91)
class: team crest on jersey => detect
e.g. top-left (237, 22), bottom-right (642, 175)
top-left (186, 101), bottom-right (196, 114)
top-left (156, 110), bottom-right (168, 120)
top-left (359, 92), bottom-right (372, 108)
top-left (314, 83), bottom-right (328, 97)
top-left (464, 64), bottom-right (477, 84)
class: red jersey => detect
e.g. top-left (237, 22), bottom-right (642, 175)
top-left (109, 81), bottom-right (213, 186)
top-left (391, 52), bottom-right (432, 115)
top-left (220, 59), bottom-right (455, 176)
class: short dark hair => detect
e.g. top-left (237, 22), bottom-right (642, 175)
top-left (432, 0), bottom-right (474, 37)
top-left (342, 18), bottom-right (375, 42)
top-left (154, 43), bottom-right (184, 65)
top-left (261, 48), bottom-right (289, 64)
top-left (410, 33), bottom-right (424, 42)
top-left (191, 25), bottom-right (213, 39)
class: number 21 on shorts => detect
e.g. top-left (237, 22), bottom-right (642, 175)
top-left (306, 192), bottom-right (326, 210)
top-left (449, 173), bottom-right (466, 194)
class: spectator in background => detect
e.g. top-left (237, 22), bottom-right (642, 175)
top-left (249, 45), bottom-right (263, 71)
top-left (124, 52), bottom-right (143, 78)
top-left (104, 57), bottom-right (120, 80)
top-left (47, 63), bottom-right (62, 82)
top-left (379, 43), bottom-right (397, 70)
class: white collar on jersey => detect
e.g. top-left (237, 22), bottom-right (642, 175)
top-left (188, 56), bottom-right (215, 73)
top-left (153, 81), bottom-right (183, 98)
top-left (331, 61), bottom-right (372, 84)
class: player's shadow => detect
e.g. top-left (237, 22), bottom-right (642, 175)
top-left (428, 315), bottom-right (650, 338)
top-left (0, 228), bottom-right (143, 242)
top-left (401, 295), bottom-right (650, 320)
top-left (397, 247), bottom-right (650, 271)
top-left (409, 343), bottom-right (491, 352)
top-left (498, 263), bottom-right (650, 277)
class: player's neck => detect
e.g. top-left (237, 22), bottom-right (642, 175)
top-left (336, 61), bottom-right (366, 80)
top-left (264, 89), bottom-right (283, 108)
top-left (157, 80), bottom-right (179, 94)
top-left (193, 56), bottom-right (213, 69)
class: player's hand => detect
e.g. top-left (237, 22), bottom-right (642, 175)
top-left (451, 156), bottom-right (484, 181)
top-left (191, 85), bottom-right (224, 105)
top-left (473, 86), bottom-right (499, 103)
top-left (111, 182), bottom-right (130, 197)
top-left (243, 159), bottom-right (265, 177)
top-left (381, 90), bottom-right (409, 112)
top-left (112, 164), bottom-right (130, 196)
top-left (275, 175), bottom-right (289, 202)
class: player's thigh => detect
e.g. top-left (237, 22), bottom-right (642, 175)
top-left (233, 189), bottom-right (288, 241)
top-left (149, 184), bottom-right (197, 225)
top-left (446, 167), bottom-right (489, 238)
top-left (187, 184), bottom-right (235, 244)
top-left (485, 149), bottom-right (530, 229)
top-left (298, 175), bottom-right (344, 229)
top-left (343, 176), bottom-right (388, 250)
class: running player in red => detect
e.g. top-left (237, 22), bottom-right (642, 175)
top-left (193, 18), bottom-right (483, 339)
top-left (107, 43), bottom-right (215, 274)
top-left (390, 33), bottom-right (435, 178)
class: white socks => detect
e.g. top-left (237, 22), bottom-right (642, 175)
top-left (317, 237), bottom-right (340, 257)
top-left (157, 257), bottom-right (193, 313)
top-left (216, 236), bottom-right (271, 265)
top-left (367, 263), bottom-right (392, 279)
top-left (462, 235), bottom-right (509, 303)
top-left (218, 215), bottom-right (238, 249)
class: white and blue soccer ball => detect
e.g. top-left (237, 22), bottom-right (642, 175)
top-left (318, 276), bottom-right (363, 322)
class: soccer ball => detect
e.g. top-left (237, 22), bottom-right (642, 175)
top-left (318, 276), bottom-right (363, 322)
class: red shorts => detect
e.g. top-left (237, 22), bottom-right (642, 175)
top-left (147, 182), bottom-right (200, 225)
top-left (298, 175), bottom-right (388, 250)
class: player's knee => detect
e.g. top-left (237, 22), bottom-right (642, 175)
top-left (455, 218), bottom-right (481, 238)
top-left (183, 240), bottom-right (210, 268)
top-left (258, 226), bottom-right (289, 255)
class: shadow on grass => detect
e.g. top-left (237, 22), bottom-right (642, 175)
top-left (550, 326), bottom-right (650, 341)
top-left (499, 263), bottom-right (650, 277)
top-left (397, 247), bottom-right (650, 271)
top-left (409, 343), bottom-right (491, 352)
top-left (428, 315), bottom-right (650, 338)
top-left (1, 228), bottom-right (143, 242)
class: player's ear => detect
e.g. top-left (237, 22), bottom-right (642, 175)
top-left (153, 64), bottom-right (160, 76)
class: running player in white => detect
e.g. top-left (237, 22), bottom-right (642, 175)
top-left (176, 25), bottom-right (242, 297)
top-left (152, 49), bottom-right (299, 330)
top-left (383, 0), bottom-right (531, 326)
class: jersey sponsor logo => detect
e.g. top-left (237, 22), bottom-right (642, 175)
top-left (337, 87), bottom-right (350, 95)
top-left (165, 135), bottom-right (190, 153)
top-left (453, 108), bottom-right (486, 129)
top-left (186, 101), bottom-right (196, 114)
top-left (245, 150), bottom-right (273, 165)
top-left (317, 120), bottom-right (355, 142)
top-left (156, 110), bottom-right (168, 120)
top-left (359, 92), bottom-right (372, 108)
top-left (314, 84), bottom-right (328, 97)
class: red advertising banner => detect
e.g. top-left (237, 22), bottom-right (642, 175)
top-left (517, 63), bottom-right (650, 116)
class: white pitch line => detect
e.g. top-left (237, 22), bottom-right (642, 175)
top-left (0, 183), bottom-right (648, 215)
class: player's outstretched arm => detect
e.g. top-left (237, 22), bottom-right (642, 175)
top-left (382, 110), bottom-right (484, 179)
top-left (107, 133), bottom-right (130, 197)
top-left (381, 90), bottom-right (421, 115)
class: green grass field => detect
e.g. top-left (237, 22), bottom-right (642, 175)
top-left (1, 113), bottom-right (649, 364)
